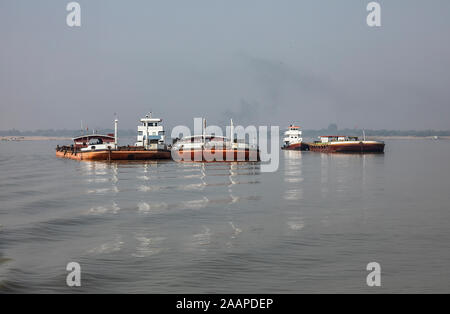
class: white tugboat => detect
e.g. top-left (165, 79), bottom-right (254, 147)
top-left (135, 112), bottom-right (167, 150)
top-left (281, 124), bottom-right (308, 151)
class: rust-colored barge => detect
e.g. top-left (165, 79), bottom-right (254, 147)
top-left (307, 136), bottom-right (385, 153)
top-left (171, 119), bottom-right (260, 163)
top-left (56, 145), bottom-right (171, 161)
top-left (56, 114), bottom-right (171, 161)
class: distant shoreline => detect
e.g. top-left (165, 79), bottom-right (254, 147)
top-left (370, 136), bottom-right (450, 140)
top-left (0, 136), bottom-right (72, 141)
top-left (1, 135), bottom-right (449, 142)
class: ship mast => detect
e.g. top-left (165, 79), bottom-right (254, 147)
top-left (203, 118), bottom-right (206, 145)
top-left (230, 118), bottom-right (234, 147)
top-left (114, 118), bottom-right (118, 148)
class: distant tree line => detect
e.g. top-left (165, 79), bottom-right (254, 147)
top-left (1, 124), bottom-right (450, 138)
top-left (0, 129), bottom-right (136, 137)
top-left (301, 124), bottom-right (450, 138)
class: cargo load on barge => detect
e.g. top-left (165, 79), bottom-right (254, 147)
top-left (56, 113), bottom-right (171, 161)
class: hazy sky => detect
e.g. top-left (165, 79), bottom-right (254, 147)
top-left (1, 0), bottom-right (450, 131)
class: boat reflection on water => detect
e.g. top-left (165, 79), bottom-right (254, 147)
top-left (283, 150), bottom-right (303, 201)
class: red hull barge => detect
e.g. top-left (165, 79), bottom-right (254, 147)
top-left (56, 146), bottom-right (171, 161)
top-left (308, 136), bottom-right (385, 153)
top-left (171, 119), bottom-right (260, 163)
top-left (308, 142), bottom-right (384, 153)
top-left (56, 113), bottom-right (172, 161)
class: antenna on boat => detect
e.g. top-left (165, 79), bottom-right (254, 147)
top-left (203, 118), bottom-right (207, 144)
top-left (363, 129), bottom-right (366, 141)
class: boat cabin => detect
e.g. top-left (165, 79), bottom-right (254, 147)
top-left (283, 125), bottom-right (302, 145)
top-left (73, 134), bottom-right (115, 149)
top-left (135, 113), bottom-right (166, 149)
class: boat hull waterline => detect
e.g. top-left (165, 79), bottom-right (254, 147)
top-left (173, 149), bottom-right (260, 162)
top-left (307, 141), bottom-right (385, 153)
top-left (281, 142), bottom-right (309, 151)
top-left (56, 148), bottom-right (171, 161)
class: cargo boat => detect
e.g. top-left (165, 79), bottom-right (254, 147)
top-left (281, 125), bottom-right (308, 151)
top-left (171, 119), bottom-right (260, 162)
top-left (56, 113), bottom-right (171, 161)
top-left (308, 136), bottom-right (385, 153)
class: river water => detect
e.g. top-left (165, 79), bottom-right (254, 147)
top-left (0, 139), bottom-right (449, 293)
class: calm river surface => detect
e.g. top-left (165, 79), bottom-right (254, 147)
top-left (0, 139), bottom-right (449, 293)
